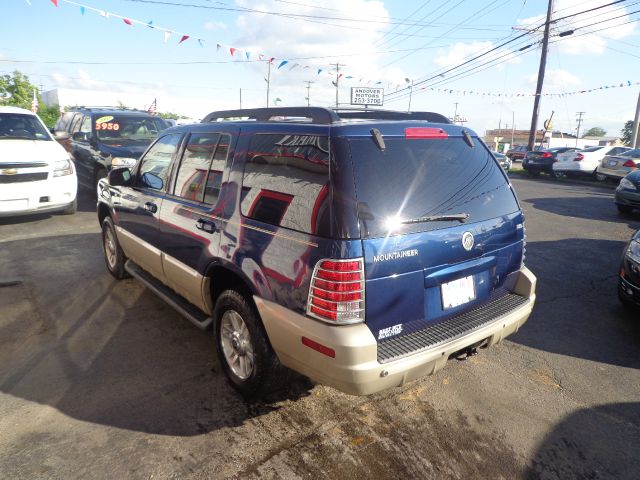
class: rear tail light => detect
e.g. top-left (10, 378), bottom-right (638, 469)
top-left (405, 127), bottom-right (448, 139)
top-left (574, 153), bottom-right (584, 161)
top-left (542, 152), bottom-right (553, 158)
top-left (307, 258), bottom-right (365, 324)
top-left (623, 159), bottom-right (638, 168)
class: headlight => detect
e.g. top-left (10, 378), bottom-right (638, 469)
top-left (618, 178), bottom-right (637, 191)
top-left (52, 158), bottom-right (74, 177)
top-left (111, 157), bottom-right (138, 168)
top-left (627, 239), bottom-right (640, 263)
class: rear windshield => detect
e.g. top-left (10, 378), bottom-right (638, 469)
top-left (94, 115), bottom-right (167, 142)
top-left (348, 137), bottom-right (520, 238)
top-left (581, 146), bottom-right (603, 152)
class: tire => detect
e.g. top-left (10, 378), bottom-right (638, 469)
top-left (214, 290), bottom-right (286, 399)
top-left (60, 197), bottom-right (77, 215)
top-left (617, 204), bottom-right (633, 214)
top-left (102, 216), bottom-right (129, 279)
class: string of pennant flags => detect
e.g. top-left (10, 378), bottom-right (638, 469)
top-left (40, 0), bottom-right (640, 99)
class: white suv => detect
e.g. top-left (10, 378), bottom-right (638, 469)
top-left (0, 106), bottom-right (77, 216)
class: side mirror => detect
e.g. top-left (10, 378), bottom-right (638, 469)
top-left (108, 167), bottom-right (132, 187)
top-left (140, 172), bottom-right (163, 190)
top-left (53, 130), bottom-right (70, 141)
top-left (72, 131), bottom-right (89, 142)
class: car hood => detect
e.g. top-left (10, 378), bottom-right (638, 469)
top-left (0, 139), bottom-right (69, 163)
top-left (98, 140), bottom-right (149, 159)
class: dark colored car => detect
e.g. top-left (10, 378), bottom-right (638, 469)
top-left (491, 151), bottom-right (512, 171)
top-left (619, 229), bottom-right (640, 309)
top-left (615, 170), bottom-right (640, 214)
top-left (54, 107), bottom-right (169, 190)
top-left (97, 107), bottom-right (536, 398)
top-left (506, 145), bottom-right (528, 161)
top-left (522, 147), bottom-right (579, 176)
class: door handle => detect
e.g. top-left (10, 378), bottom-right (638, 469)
top-left (196, 218), bottom-right (216, 234)
top-left (144, 202), bottom-right (158, 213)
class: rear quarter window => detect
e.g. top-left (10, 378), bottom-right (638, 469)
top-left (348, 136), bottom-right (520, 238)
top-left (240, 133), bottom-right (330, 236)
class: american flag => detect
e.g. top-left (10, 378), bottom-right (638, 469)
top-left (147, 98), bottom-right (157, 114)
top-left (31, 89), bottom-right (38, 113)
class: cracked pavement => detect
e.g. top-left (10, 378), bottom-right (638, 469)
top-left (0, 180), bottom-right (639, 479)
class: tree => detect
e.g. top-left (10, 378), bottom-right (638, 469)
top-left (583, 127), bottom-right (607, 137)
top-left (0, 70), bottom-right (61, 128)
top-left (621, 120), bottom-right (635, 146)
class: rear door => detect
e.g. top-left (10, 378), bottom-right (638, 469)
top-left (346, 128), bottom-right (524, 340)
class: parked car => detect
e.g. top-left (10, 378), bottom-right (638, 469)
top-left (553, 145), bottom-right (632, 179)
top-left (618, 228), bottom-right (640, 309)
top-left (0, 106), bottom-right (77, 216)
top-left (97, 106), bottom-right (536, 398)
top-left (55, 107), bottom-right (169, 191)
top-left (522, 147), bottom-right (579, 176)
top-left (491, 151), bottom-right (512, 171)
top-left (506, 145), bottom-right (528, 161)
top-left (596, 148), bottom-right (640, 182)
top-left (615, 170), bottom-right (640, 214)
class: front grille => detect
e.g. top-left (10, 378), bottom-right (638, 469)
top-left (0, 172), bottom-right (48, 184)
top-left (0, 162), bottom-right (48, 169)
top-left (377, 293), bottom-right (529, 363)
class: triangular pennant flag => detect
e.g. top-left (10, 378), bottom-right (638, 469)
top-left (163, 31), bottom-right (170, 43)
top-left (100, 11), bottom-right (110, 18)
top-left (230, 47), bottom-right (236, 57)
top-left (277, 60), bottom-right (288, 69)
top-left (198, 39), bottom-right (204, 47)
top-left (216, 43), bottom-right (221, 52)
top-left (123, 18), bottom-right (133, 26)
top-left (259, 54), bottom-right (264, 60)
top-left (339, 74), bottom-right (344, 79)
top-left (179, 35), bottom-right (189, 44)
top-left (50, 0), bottom-right (58, 6)
top-left (289, 63), bottom-right (299, 71)
top-left (80, 6), bottom-right (85, 15)
top-left (147, 20), bottom-right (154, 28)
top-left (317, 69), bottom-right (322, 75)
top-left (246, 52), bottom-right (251, 60)
top-left (269, 57), bottom-right (275, 64)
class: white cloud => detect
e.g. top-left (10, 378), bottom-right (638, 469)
top-left (434, 41), bottom-right (522, 70)
top-left (204, 21), bottom-right (227, 31)
top-left (518, 0), bottom-right (637, 55)
top-left (526, 68), bottom-right (581, 88)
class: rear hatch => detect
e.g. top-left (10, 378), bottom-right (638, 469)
top-left (344, 124), bottom-right (524, 342)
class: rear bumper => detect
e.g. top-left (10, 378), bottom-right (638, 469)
top-left (257, 266), bottom-right (536, 395)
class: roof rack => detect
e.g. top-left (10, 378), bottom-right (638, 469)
top-left (69, 106), bottom-right (148, 112)
top-left (202, 107), bottom-right (450, 125)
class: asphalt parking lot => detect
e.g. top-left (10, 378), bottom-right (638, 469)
top-left (1, 177), bottom-right (639, 480)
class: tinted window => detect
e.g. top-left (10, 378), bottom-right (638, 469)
top-left (173, 133), bottom-right (230, 205)
top-left (581, 146), bottom-right (603, 152)
top-left (55, 112), bottom-right (76, 131)
top-left (137, 134), bottom-right (182, 191)
top-left (69, 114), bottom-right (83, 134)
top-left (241, 133), bottom-right (330, 236)
top-left (0, 113), bottom-right (51, 141)
top-left (349, 137), bottom-right (520, 238)
top-left (609, 147), bottom-right (628, 155)
top-left (94, 115), bottom-right (167, 142)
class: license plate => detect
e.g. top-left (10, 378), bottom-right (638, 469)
top-left (441, 275), bottom-right (476, 309)
top-left (608, 160), bottom-right (618, 166)
top-left (0, 199), bottom-right (28, 212)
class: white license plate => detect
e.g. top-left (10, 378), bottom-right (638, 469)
top-left (0, 199), bottom-right (28, 212)
top-left (441, 275), bottom-right (476, 309)
top-left (608, 160), bottom-right (618, 166)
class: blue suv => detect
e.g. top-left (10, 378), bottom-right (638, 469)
top-left (97, 107), bottom-right (536, 398)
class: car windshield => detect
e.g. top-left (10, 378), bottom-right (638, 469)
top-left (349, 137), bottom-right (519, 238)
top-left (94, 115), bottom-right (167, 142)
top-left (0, 113), bottom-right (51, 140)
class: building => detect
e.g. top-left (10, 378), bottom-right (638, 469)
top-left (483, 128), bottom-right (622, 152)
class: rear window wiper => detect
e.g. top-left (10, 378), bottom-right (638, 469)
top-left (401, 213), bottom-right (470, 224)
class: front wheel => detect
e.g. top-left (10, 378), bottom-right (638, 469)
top-left (214, 290), bottom-right (286, 399)
top-left (617, 204), bottom-right (633, 215)
top-left (102, 216), bottom-right (129, 279)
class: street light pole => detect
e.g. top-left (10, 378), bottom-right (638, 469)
top-left (453, 102), bottom-right (459, 125)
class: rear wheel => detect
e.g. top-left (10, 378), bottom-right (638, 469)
top-left (214, 290), bottom-right (286, 398)
top-left (102, 216), bottom-right (129, 279)
top-left (617, 204), bottom-right (633, 214)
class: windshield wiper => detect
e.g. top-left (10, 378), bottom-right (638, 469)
top-left (401, 213), bottom-right (470, 224)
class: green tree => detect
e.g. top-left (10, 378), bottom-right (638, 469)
top-left (38, 104), bottom-right (62, 129)
top-left (158, 111), bottom-right (189, 120)
top-left (0, 70), bottom-right (38, 109)
top-left (583, 126), bottom-right (607, 137)
top-left (621, 120), bottom-right (635, 146)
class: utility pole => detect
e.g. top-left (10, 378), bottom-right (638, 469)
top-left (331, 63), bottom-right (345, 108)
top-left (453, 102), bottom-right (459, 125)
top-left (304, 81), bottom-right (313, 107)
top-left (265, 60), bottom-right (272, 108)
top-left (511, 110), bottom-right (515, 147)
top-left (239, 88), bottom-right (242, 109)
top-left (527, 0), bottom-right (554, 151)
top-left (406, 78), bottom-right (414, 113)
top-left (575, 111), bottom-right (585, 146)
top-left (632, 91), bottom-right (640, 148)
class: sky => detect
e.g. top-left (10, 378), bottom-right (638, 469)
top-left (2, 0), bottom-right (639, 138)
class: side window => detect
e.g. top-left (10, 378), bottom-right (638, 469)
top-left (173, 133), bottom-right (220, 202)
top-left (80, 116), bottom-right (92, 134)
top-left (610, 147), bottom-right (625, 155)
top-left (204, 134), bottom-right (230, 205)
top-left (241, 133), bottom-right (330, 236)
top-left (137, 134), bottom-right (182, 191)
top-left (69, 114), bottom-right (83, 134)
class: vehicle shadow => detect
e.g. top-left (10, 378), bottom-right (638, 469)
top-left (0, 233), bottom-right (313, 437)
top-left (524, 195), bottom-right (640, 226)
top-left (526, 402), bottom-right (640, 479)
top-left (510, 238), bottom-right (640, 369)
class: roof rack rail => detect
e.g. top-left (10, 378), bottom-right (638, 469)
top-left (69, 106), bottom-right (147, 112)
top-left (202, 107), bottom-right (339, 125)
top-left (332, 108), bottom-right (451, 124)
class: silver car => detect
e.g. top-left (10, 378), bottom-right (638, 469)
top-left (596, 148), bottom-right (640, 181)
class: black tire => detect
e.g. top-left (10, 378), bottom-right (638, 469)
top-left (102, 216), bottom-right (129, 279)
top-left (617, 204), bottom-right (633, 214)
top-left (214, 290), bottom-right (286, 399)
top-left (60, 197), bottom-right (77, 215)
